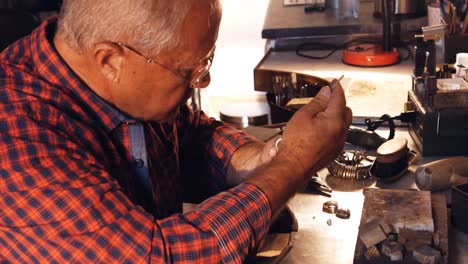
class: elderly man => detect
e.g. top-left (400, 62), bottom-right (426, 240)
top-left (0, 0), bottom-right (351, 262)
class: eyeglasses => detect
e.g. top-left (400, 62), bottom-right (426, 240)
top-left (115, 42), bottom-right (215, 88)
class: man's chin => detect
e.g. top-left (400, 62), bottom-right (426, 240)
top-left (155, 108), bottom-right (180, 123)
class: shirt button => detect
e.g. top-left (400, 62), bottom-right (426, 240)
top-left (134, 159), bottom-right (144, 168)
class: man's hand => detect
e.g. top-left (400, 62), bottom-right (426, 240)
top-left (247, 81), bottom-right (352, 213)
top-left (276, 80), bottom-right (352, 174)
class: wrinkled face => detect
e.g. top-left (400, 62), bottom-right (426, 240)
top-left (111, 1), bottom-right (221, 122)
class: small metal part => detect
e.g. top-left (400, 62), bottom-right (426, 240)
top-left (330, 75), bottom-right (344, 91)
top-left (322, 201), bottom-right (338, 214)
top-left (327, 219), bottom-right (332, 226)
top-left (310, 176), bottom-right (331, 191)
top-left (336, 208), bottom-right (351, 219)
top-left (308, 176), bottom-right (333, 197)
top-left (421, 24), bottom-right (446, 42)
top-left (424, 51), bottom-right (430, 73)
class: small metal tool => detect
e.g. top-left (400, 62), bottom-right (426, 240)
top-left (329, 75), bottom-right (344, 91)
top-left (308, 176), bottom-right (333, 197)
top-left (424, 51), bottom-right (430, 73)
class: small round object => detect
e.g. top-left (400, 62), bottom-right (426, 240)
top-left (376, 138), bottom-right (408, 164)
top-left (336, 208), bottom-right (351, 219)
top-left (370, 138), bottom-right (414, 182)
top-left (323, 201), bottom-right (338, 214)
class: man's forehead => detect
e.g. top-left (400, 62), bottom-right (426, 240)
top-left (176, 3), bottom-right (220, 60)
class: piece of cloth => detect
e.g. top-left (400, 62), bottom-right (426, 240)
top-left (0, 18), bottom-right (272, 263)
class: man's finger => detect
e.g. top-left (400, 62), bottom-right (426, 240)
top-left (300, 85), bottom-right (331, 115)
top-left (325, 81), bottom-right (347, 114)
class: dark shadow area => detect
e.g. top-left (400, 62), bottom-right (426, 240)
top-left (0, 0), bottom-right (61, 51)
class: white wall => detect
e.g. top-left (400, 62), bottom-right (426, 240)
top-left (203, 0), bottom-right (271, 118)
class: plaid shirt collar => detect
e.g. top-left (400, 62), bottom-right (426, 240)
top-left (30, 17), bottom-right (128, 131)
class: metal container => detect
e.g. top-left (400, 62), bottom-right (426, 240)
top-left (219, 101), bottom-right (269, 129)
top-left (219, 113), bottom-right (268, 129)
top-left (374, 0), bottom-right (426, 18)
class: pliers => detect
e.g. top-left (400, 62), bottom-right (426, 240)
top-left (307, 176), bottom-right (333, 197)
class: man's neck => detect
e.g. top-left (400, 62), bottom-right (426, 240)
top-left (53, 35), bottom-right (108, 98)
top-left (55, 37), bottom-right (84, 77)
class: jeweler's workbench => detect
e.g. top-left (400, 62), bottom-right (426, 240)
top-left (249, 42), bottom-right (467, 263)
top-left (275, 128), bottom-right (468, 264)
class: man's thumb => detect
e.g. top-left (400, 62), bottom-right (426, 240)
top-left (301, 86), bottom-right (331, 114)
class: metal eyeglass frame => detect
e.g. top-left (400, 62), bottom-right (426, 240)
top-left (115, 42), bottom-right (215, 88)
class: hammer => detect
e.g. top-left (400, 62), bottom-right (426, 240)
top-left (415, 156), bottom-right (468, 191)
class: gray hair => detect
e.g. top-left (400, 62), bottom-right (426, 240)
top-left (57, 0), bottom-right (196, 55)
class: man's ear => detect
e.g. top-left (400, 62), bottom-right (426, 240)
top-left (92, 42), bottom-right (124, 83)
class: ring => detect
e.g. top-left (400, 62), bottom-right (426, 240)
top-left (323, 201), bottom-right (338, 214)
top-left (275, 137), bottom-right (282, 148)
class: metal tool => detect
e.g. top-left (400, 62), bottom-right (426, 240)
top-left (307, 176), bottom-right (333, 197)
top-left (330, 75), bottom-right (344, 91)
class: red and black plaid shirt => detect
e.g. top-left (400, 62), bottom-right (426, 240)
top-left (0, 19), bottom-right (271, 263)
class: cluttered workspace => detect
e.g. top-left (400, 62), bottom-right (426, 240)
top-left (216, 0), bottom-right (468, 263)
